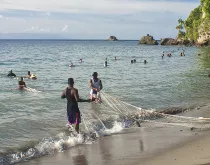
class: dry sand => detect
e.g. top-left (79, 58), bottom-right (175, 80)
top-left (140, 132), bottom-right (210, 165)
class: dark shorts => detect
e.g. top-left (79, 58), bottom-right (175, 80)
top-left (67, 104), bottom-right (81, 124)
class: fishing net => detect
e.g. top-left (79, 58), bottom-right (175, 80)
top-left (80, 92), bottom-right (210, 131)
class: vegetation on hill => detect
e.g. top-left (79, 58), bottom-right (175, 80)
top-left (176, 0), bottom-right (210, 43)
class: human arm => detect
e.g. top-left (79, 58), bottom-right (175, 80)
top-left (61, 89), bottom-right (66, 99)
top-left (99, 80), bottom-right (103, 90)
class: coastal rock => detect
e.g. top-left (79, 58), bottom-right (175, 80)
top-left (176, 39), bottom-right (192, 46)
top-left (138, 35), bottom-right (158, 45)
top-left (160, 38), bottom-right (178, 45)
top-left (108, 36), bottom-right (118, 41)
top-left (197, 20), bottom-right (210, 46)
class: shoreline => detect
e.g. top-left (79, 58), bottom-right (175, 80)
top-left (16, 104), bottom-right (210, 165)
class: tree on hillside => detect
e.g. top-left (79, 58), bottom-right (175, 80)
top-left (176, 18), bottom-right (186, 39)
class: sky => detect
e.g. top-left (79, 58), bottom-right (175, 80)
top-left (0, 0), bottom-right (200, 39)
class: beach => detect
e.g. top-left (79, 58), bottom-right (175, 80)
top-left (17, 104), bottom-right (210, 165)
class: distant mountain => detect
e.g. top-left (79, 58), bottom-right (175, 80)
top-left (0, 33), bottom-right (69, 39)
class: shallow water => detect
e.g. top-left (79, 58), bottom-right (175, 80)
top-left (1, 40), bottom-right (210, 164)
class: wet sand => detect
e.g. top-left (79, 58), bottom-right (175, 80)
top-left (17, 105), bottom-right (210, 165)
top-left (18, 125), bottom-right (200, 165)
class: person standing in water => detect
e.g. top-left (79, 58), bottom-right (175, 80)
top-left (18, 77), bottom-right (26, 90)
top-left (90, 72), bottom-right (103, 102)
top-left (104, 60), bottom-right (108, 67)
top-left (61, 78), bottom-right (81, 133)
top-left (27, 71), bottom-right (31, 79)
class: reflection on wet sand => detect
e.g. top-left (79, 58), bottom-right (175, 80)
top-left (73, 153), bottom-right (88, 165)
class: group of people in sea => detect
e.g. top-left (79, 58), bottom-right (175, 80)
top-left (162, 50), bottom-right (185, 58)
top-left (7, 70), bottom-right (37, 89)
top-left (7, 68), bottom-right (102, 133)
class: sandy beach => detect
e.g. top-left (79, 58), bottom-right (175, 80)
top-left (17, 104), bottom-right (210, 165)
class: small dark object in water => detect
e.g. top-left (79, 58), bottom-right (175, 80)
top-left (180, 130), bottom-right (183, 132)
top-left (144, 60), bottom-right (147, 64)
top-left (131, 60), bottom-right (134, 64)
top-left (134, 59), bottom-right (136, 63)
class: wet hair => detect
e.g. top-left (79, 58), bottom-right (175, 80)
top-left (68, 78), bottom-right (74, 85)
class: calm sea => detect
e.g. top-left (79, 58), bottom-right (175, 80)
top-left (1, 40), bottom-right (210, 164)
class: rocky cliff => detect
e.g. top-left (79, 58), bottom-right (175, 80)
top-left (138, 35), bottom-right (158, 45)
top-left (179, 0), bottom-right (210, 46)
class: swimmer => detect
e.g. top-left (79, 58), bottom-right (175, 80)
top-left (131, 60), bottom-right (134, 64)
top-left (18, 77), bottom-right (26, 90)
top-left (79, 58), bottom-right (83, 63)
top-left (208, 74), bottom-right (210, 78)
top-left (69, 62), bottom-right (74, 67)
top-left (7, 70), bottom-right (16, 77)
top-left (27, 71), bottom-right (31, 79)
top-left (114, 56), bottom-right (117, 60)
top-left (104, 60), bottom-right (108, 67)
top-left (134, 59), bottom-right (136, 63)
top-left (144, 60), bottom-right (147, 64)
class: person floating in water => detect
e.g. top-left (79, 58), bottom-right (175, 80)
top-left (18, 77), bottom-right (26, 90)
top-left (7, 70), bottom-right (16, 77)
top-left (69, 61), bottom-right (74, 67)
top-left (27, 71), bottom-right (31, 79)
top-left (131, 60), bottom-right (134, 64)
top-left (79, 58), bottom-right (83, 63)
top-left (114, 56), bottom-right (117, 60)
top-left (61, 78), bottom-right (81, 133)
top-left (144, 60), bottom-right (147, 64)
top-left (134, 59), bottom-right (136, 63)
top-left (90, 72), bottom-right (103, 102)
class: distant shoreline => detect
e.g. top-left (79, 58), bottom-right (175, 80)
top-left (0, 39), bottom-right (139, 41)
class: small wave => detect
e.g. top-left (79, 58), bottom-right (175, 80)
top-left (0, 120), bottom-right (124, 165)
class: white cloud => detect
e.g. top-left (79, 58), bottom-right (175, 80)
top-left (0, 0), bottom-right (199, 15)
top-left (0, 0), bottom-right (200, 39)
top-left (62, 25), bottom-right (68, 32)
top-left (24, 25), bottom-right (51, 32)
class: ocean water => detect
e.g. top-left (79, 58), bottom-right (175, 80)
top-left (1, 40), bottom-right (210, 164)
